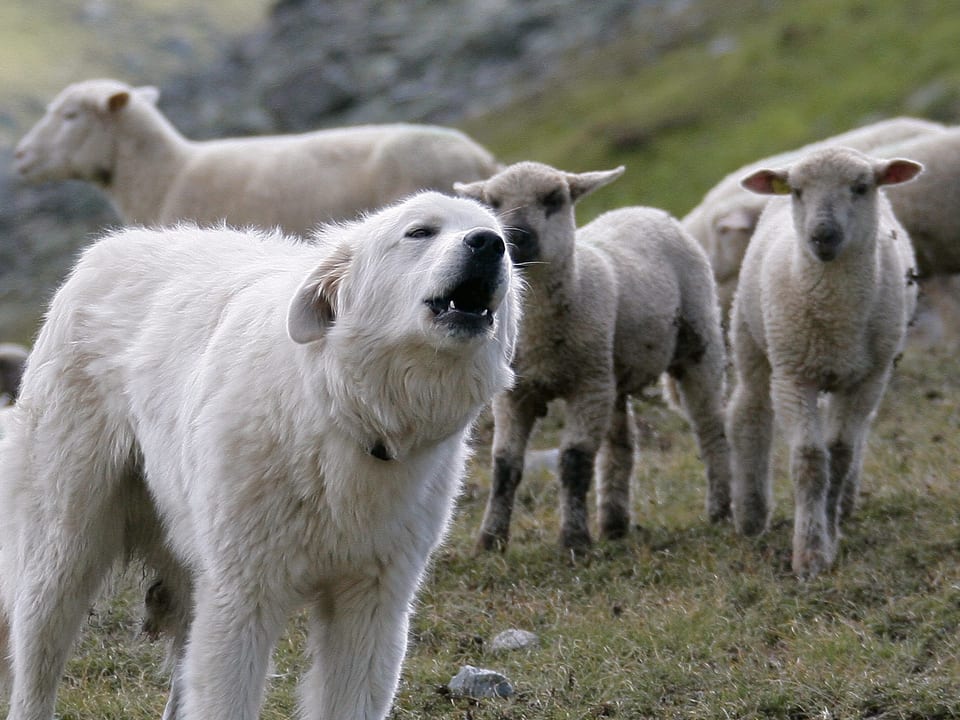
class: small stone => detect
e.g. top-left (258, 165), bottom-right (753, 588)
top-left (447, 665), bottom-right (515, 698)
top-left (489, 628), bottom-right (539, 653)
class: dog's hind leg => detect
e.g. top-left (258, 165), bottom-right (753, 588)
top-left (7, 430), bottom-right (134, 720)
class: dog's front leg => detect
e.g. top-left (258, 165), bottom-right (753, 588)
top-left (181, 577), bottom-right (289, 720)
top-left (300, 573), bottom-right (416, 720)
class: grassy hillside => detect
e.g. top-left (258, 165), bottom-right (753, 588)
top-left (6, 1), bottom-right (960, 719)
top-left (466, 0), bottom-right (960, 222)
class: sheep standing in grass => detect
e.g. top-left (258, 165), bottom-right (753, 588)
top-left (682, 117), bottom-right (944, 320)
top-left (457, 161), bottom-right (731, 551)
top-left (14, 79), bottom-right (499, 234)
top-left (727, 147), bottom-right (922, 578)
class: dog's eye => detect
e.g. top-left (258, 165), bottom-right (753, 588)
top-left (405, 226), bottom-right (437, 239)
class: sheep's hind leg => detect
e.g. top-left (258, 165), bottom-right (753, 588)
top-left (671, 345), bottom-right (733, 522)
top-left (596, 393), bottom-right (634, 540)
top-left (726, 334), bottom-right (774, 536)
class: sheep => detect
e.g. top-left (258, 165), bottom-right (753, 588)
top-left (456, 161), bottom-right (732, 552)
top-left (871, 127), bottom-right (960, 277)
top-left (681, 117), bottom-right (944, 320)
top-left (0, 343), bottom-right (28, 407)
top-left (14, 78), bottom-right (499, 235)
top-left (726, 146), bottom-right (922, 578)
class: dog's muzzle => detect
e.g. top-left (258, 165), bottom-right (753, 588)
top-left (425, 229), bottom-right (507, 336)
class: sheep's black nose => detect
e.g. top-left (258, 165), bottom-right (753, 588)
top-left (810, 222), bottom-right (845, 261)
top-left (463, 228), bottom-right (505, 258)
top-left (811, 223), bottom-right (843, 250)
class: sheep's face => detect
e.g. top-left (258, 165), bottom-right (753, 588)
top-left (14, 80), bottom-right (156, 186)
top-left (454, 162), bottom-right (624, 268)
top-left (741, 148), bottom-right (922, 262)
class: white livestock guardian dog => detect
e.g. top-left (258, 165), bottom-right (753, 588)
top-left (0, 191), bottom-right (519, 720)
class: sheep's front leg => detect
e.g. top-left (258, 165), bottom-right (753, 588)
top-left (771, 375), bottom-right (832, 578)
top-left (559, 385), bottom-right (613, 550)
top-left (824, 367), bottom-right (892, 531)
top-left (727, 331), bottom-right (774, 536)
top-left (476, 390), bottom-right (542, 552)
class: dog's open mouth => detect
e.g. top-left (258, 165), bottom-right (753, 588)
top-left (425, 276), bottom-right (497, 334)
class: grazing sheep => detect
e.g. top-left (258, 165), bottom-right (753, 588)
top-left (456, 161), bottom-right (731, 551)
top-left (14, 78), bottom-right (499, 235)
top-left (727, 147), bottom-right (922, 578)
top-left (682, 117), bottom-right (944, 320)
top-left (0, 192), bottom-right (519, 720)
top-left (0, 344), bottom-right (28, 407)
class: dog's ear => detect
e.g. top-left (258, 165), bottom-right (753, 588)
top-left (287, 244), bottom-right (353, 344)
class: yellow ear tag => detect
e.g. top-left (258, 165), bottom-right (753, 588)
top-left (770, 177), bottom-right (791, 195)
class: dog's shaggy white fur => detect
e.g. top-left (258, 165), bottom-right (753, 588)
top-left (0, 191), bottom-right (519, 720)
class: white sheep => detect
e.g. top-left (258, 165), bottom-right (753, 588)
top-left (14, 78), bottom-right (499, 235)
top-left (456, 161), bottom-right (732, 551)
top-left (0, 343), bottom-right (28, 407)
top-left (871, 127), bottom-right (960, 277)
top-left (727, 147), bottom-right (922, 578)
top-left (682, 117), bottom-right (944, 320)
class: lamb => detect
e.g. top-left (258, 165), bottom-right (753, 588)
top-left (0, 343), bottom-right (28, 407)
top-left (726, 147), bottom-right (922, 578)
top-left (456, 161), bottom-right (732, 551)
top-left (681, 117), bottom-right (944, 320)
top-left (14, 78), bottom-right (499, 235)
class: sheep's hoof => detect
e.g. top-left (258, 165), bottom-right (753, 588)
top-left (792, 550), bottom-right (834, 580)
top-left (707, 499), bottom-right (732, 523)
top-left (559, 526), bottom-right (593, 553)
top-left (474, 529), bottom-right (509, 554)
top-left (599, 514), bottom-right (630, 541)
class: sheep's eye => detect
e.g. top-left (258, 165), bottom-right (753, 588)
top-left (792, 188), bottom-right (803, 200)
top-left (405, 226), bottom-right (437, 239)
top-left (488, 197), bottom-right (502, 211)
top-left (851, 182), bottom-right (869, 196)
top-left (62, 110), bottom-right (79, 121)
top-left (541, 189), bottom-right (565, 216)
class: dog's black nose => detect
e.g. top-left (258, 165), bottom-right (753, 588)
top-left (463, 229), bottom-right (505, 258)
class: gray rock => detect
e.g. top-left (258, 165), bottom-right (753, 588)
top-left (447, 665), bottom-right (515, 698)
top-left (490, 628), bottom-right (539, 652)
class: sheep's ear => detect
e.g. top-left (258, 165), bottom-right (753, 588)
top-left (287, 244), bottom-right (353, 344)
top-left (135, 86), bottom-right (161, 106)
top-left (453, 179), bottom-right (487, 203)
top-left (105, 91), bottom-right (130, 114)
top-left (741, 169), bottom-right (791, 196)
top-left (566, 166), bottom-right (625, 204)
top-left (875, 158), bottom-right (923, 187)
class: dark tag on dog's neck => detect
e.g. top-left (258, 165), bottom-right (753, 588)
top-left (370, 441), bottom-right (393, 461)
